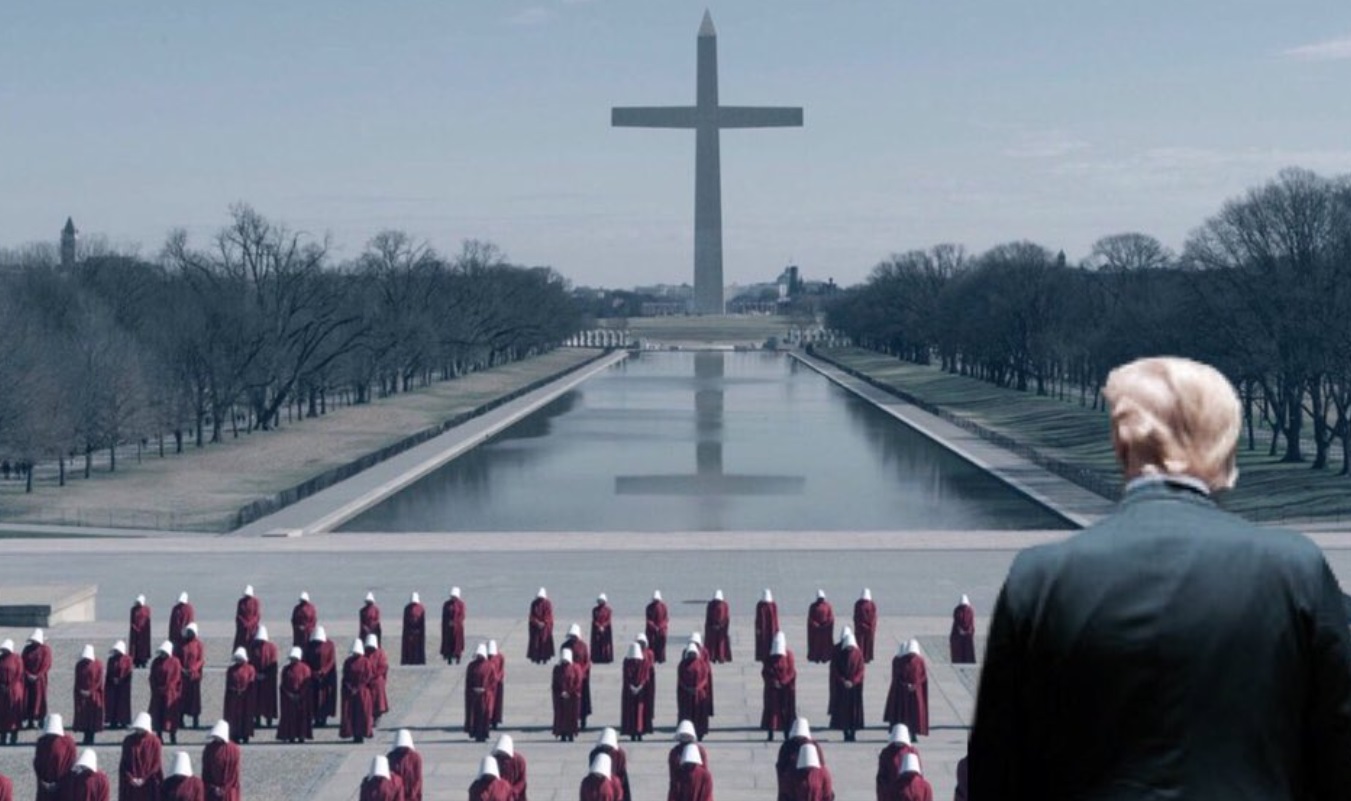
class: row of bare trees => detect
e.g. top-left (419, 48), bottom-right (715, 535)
top-left (0, 205), bottom-right (581, 491)
top-left (827, 167), bottom-right (1351, 475)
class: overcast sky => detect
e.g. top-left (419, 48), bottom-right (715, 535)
top-left (2, 2), bottom-right (1349, 288)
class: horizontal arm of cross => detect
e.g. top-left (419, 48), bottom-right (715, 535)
top-left (716, 106), bottom-right (804, 129)
top-left (612, 106), bottom-right (698, 129)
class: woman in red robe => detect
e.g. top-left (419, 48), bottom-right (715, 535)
top-left (550, 649), bottom-right (582, 742)
top-left (72, 646), bottom-right (104, 745)
top-left (277, 648), bottom-right (313, 743)
top-left (222, 648), bottom-right (256, 744)
top-left (129, 597), bottom-right (152, 668)
top-left (620, 643), bottom-right (651, 741)
top-left (359, 756), bottom-right (403, 801)
top-left (645, 591), bottom-right (668, 664)
top-left (290, 592), bottom-right (317, 650)
top-left (440, 587), bottom-right (465, 665)
top-left (776, 719), bottom-right (826, 801)
top-left (828, 631), bottom-right (866, 741)
top-left (387, 729), bottom-right (422, 801)
top-left (465, 645), bottom-right (496, 743)
top-left (402, 593), bottom-right (426, 665)
top-left (669, 745), bottom-right (713, 801)
top-left (33, 713), bottom-right (76, 801)
top-left (894, 753), bottom-right (933, 801)
top-left (469, 756), bottom-right (513, 801)
top-left (591, 594), bottom-right (614, 664)
top-left (161, 752), bottom-right (204, 801)
top-left (118, 713), bottom-right (163, 801)
top-left (676, 645), bottom-right (711, 740)
top-left (149, 642), bottom-right (183, 744)
top-left (703, 590), bottom-right (732, 663)
top-left (579, 753), bottom-right (621, 801)
top-left (949, 595), bottom-right (976, 664)
top-left (103, 642), bottom-right (133, 731)
top-left (637, 635), bottom-right (657, 734)
top-left (178, 624), bottom-right (205, 730)
top-left (202, 723), bottom-right (241, 801)
top-left (791, 744), bottom-right (835, 801)
top-left (487, 640), bottom-right (505, 728)
top-left (883, 640), bottom-right (929, 737)
top-left (232, 586), bottom-right (260, 651)
top-left (667, 723), bottom-right (708, 787)
top-left (491, 734), bottom-right (527, 801)
top-left (875, 724), bottom-right (919, 801)
top-left (761, 632), bottom-right (796, 741)
top-left (0, 640), bottom-right (20, 745)
top-left (755, 589), bottom-right (779, 663)
top-left (359, 593), bottom-right (382, 642)
top-left (364, 635), bottom-right (390, 723)
top-left (854, 588), bottom-right (878, 663)
top-left (589, 728), bottom-right (631, 801)
top-left (561, 625), bottom-right (592, 728)
top-left (526, 589), bottom-right (555, 664)
top-left (22, 629), bottom-right (52, 729)
top-left (304, 626), bottom-right (337, 727)
top-left (65, 749), bottom-right (110, 801)
top-left (168, 593), bottom-right (194, 654)
top-left (248, 626), bottom-right (279, 728)
top-left (807, 591), bottom-right (835, 664)
top-left (340, 641), bottom-right (374, 744)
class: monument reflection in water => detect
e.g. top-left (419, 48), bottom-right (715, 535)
top-left (338, 351), bottom-right (1072, 533)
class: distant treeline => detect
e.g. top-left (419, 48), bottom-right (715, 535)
top-left (0, 205), bottom-right (581, 490)
top-left (827, 167), bottom-right (1351, 475)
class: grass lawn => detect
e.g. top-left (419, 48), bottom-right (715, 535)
top-left (820, 347), bottom-right (1351, 524)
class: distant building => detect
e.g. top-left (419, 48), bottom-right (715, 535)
top-left (60, 217), bottom-right (78, 267)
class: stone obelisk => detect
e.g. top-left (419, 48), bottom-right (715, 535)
top-left (613, 11), bottom-right (803, 315)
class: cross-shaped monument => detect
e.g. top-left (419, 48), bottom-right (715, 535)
top-left (613, 11), bottom-right (803, 315)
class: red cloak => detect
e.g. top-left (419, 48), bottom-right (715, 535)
top-left (620, 656), bottom-right (652, 736)
top-left (359, 775), bottom-right (403, 801)
top-left (703, 599), bottom-right (732, 663)
top-left (402, 602), bottom-right (426, 665)
top-left (666, 744), bottom-right (708, 787)
top-left (791, 766), bottom-right (835, 801)
top-left (645, 600), bottom-right (669, 663)
top-left (440, 597), bottom-right (466, 663)
top-left (233, 596), bottom-right (260, 651)
top-left (222, 661), bottom-right (256, 742)
top-left (469, 775), bottom-right (513, 801)
top-left (179, 637), bottom-right (205, 723)
top-left (526, 597), bottom-right (555, 664)
top-left (775, 739), bottom-right (826, 801)
top-left (642, 648), bottom-right (657, 733)
top-left (277, 660), bottom-right (314, 742)
top-left (161, 775), bottom-right (205, 801)
top-left (129, 604), bottom-right (152, 667)
top-left (949, 604), bottom-right (976, 664)
top-left (202, 739), bottom-right (241, 801)
top-left (248, 639), bottom-right (279, 723)
top-left (359, 602), bottom-right (382, 642)
top-left (591, 602), bottom-right (614, 664)
top-left (676, 655), bottom-right (711, 739)
top-left (0, 652), bottom-right (20, 735)
top-left (754, 601), bottom-right (779, 662)
top-left (760, 651), bottom-right (797, 733)
top-left (339, 654), bottom-right (374, 741)
top-left (493, 751), bottom-right (527, 801)
top-left (875, 743), bottom-right (920, 801)
top-left (854, 599), bottom-right (878, 663)
top-left (807, 599), bottom-right (835, 663)
top-left (148, 653), bottom-right (183, 735)
top-left (22, 641), bottom-right (52, 725)
top-left (63, 768), bottom-right (110, 801)
top-left (103, 652), bottom-right (133, 729)
top-left (290, 600), bottom-right (317, 649)
top-left (388, 746), bottom-right (422, 801)
top-left (895, 773), bottom-right (934, 801)
top-left (465, 658), bottom-right (496, 741)
top-left (33, 732), bottom-right (76, 800)
top-left (365, 646), bottom-right (390, 720)
top-left (0, 771), bottom-right (11, 801)
top-left (562, 636), bottom-right (592, 723)
top-left (73, 658), bottom-right (105, 735)
top-left (304, 638), bottom-right (338, 723)
top-left (828, 646), bottom-right (866, 732)
top-left (668, 763), bottom-right (713, 801)
top-left (579, 774), bottom-right (622, 801)
top-left (550, 662), bottom-right (582, 738)
top-left (168, 602), bottom-right (195, 652)
top-left (883, 654), bottom-right (929, 736)
top-left (590, 746), bottom-right (631, 801)
top-left (118, 729), bottom-right (163, 801)
top-left (489, 653), bottom-right (505, 727)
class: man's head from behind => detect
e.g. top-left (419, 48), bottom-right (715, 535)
top-left (1103, 356), bottom-right (1240, 493)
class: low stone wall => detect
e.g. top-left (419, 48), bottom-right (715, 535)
top-left (230, 350), bottom-right (616, 530)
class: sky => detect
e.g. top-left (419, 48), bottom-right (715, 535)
top-left (2, 2), bottom-right (1350, 288)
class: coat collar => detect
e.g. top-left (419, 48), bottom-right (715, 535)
top-left (1120, 474), bottom-right (1214, 507)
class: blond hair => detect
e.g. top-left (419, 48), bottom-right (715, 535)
top-left (1103, 357), bottom-right (1241, 492)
